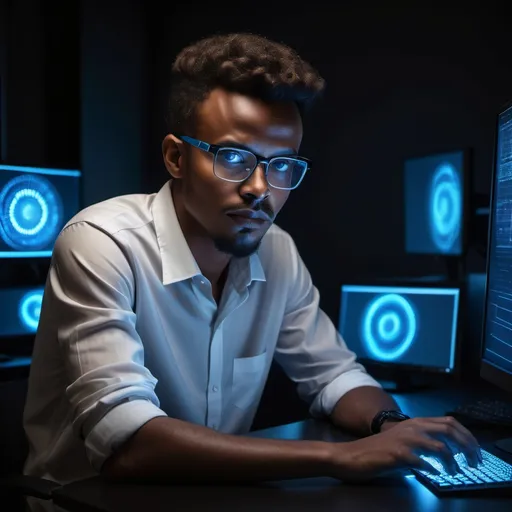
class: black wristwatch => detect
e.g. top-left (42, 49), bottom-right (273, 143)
top-left (370, 410), bottom-right (410, 434)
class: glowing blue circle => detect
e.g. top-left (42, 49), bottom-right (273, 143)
top-left (361, 294), bottom-right (417, 361)
top-left (428, 163), bottom-right (461, 253)
top-left (19, 290), bottom-right (44, 332)
top-left (0, 175), bottom-right (62, 250)
top-left (377, 311), bottom-right (400, 341)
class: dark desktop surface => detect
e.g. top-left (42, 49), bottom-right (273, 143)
top-left (49, 386), bottom-right (512, 512)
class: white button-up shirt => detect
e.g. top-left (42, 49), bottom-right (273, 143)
top-left (23, 181), bottom-right (380, 484)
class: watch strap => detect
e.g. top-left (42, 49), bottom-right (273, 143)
top-left (370, 410), bottom-right (410, 434)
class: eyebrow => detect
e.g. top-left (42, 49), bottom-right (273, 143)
top-left (214, 139), bottom-right (298, 157)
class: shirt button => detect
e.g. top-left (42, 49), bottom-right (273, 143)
top-left (212, 386), bottom-right (218, 392)
top-left (199, 279), bottom-right (205, 285)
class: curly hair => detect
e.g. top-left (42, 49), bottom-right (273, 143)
top-left (167, 33), bottom-right (325, 135)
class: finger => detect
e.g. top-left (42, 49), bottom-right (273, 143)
top-left (421, 418), bottom-right (481, 467)
top-left (421, 440), bottom-right (460, 475)
top-left (429, 416), bottom-right (483, 462)
top-left (438, 417), bottom-right (483, 464)
top-left (408, 455), bottom-right (441, 475)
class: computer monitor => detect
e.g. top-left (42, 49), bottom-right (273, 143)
top-left (339, 283), bottom-right (461, 387)
top-left (0, 164), bottom-right (81, 258)
top-left (481, 101), bottom-right (512, 454)
top-left (0, 286), bottom-right (44, 337)
top-left (404, 150), bottom-right (470, 256)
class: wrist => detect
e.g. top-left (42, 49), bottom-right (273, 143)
top-left (379, 419), bottom-right (402, 433)
top-left (322, 440), bottom-right (357, 480)
top-left (315, 441), bottom-right (337, 476)
top-left (370, 410), bottom-right (410, 434)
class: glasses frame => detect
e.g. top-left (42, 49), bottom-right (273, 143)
top-left (178, 135), bottom-right (311, 190)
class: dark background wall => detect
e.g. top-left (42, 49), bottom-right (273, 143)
top-left (3, 2), bottom-right (508, 301)
top-left (146, 4), bottom-right (509, 321)
top-left (0, 1), bottom-right (511, 419)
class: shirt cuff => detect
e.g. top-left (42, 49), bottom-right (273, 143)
top-left (309, 369), bottom-right (382, 417)
top-left (84, 398), bottom-right (167, 471)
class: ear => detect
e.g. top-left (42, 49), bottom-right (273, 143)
top-left (162, 134), bottom-right (184, 179)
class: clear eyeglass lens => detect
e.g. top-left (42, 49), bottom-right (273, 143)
top-left (268, 158), bottom-right (308, 189)
top-left (215, 148), bottom-right (256, 181)
top-left (214, 148), bottom-right (307, 190)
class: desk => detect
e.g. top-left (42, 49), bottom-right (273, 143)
top-left (49, 388), bottom-right (512, 512)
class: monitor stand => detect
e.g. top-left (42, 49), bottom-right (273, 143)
top-left (495, 437), bottom-right (512, 455)
top-left (444, 256), bottom-right (466, 282)
top-left (377, 374), bottom-right (428, 393)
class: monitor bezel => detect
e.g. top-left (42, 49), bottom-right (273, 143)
top-left (480, 100), bottom-right (512, 394)
top-left (403, 148), bottom-right (472, 257)
top-left (338, 277), bottom-right (464, 377)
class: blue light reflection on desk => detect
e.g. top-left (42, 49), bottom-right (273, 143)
top-left (0, 164), bottom-right (81, 258)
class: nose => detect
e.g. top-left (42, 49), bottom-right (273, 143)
top-left (239, 163), bottom-right (270, 203)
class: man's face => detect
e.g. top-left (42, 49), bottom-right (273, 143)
top-left (166, 88), bottom-right (303, 258)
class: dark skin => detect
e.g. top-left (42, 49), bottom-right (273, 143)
top-left (162, 89), bottom-right (295, 301)
top-left (102, 88), bottom-right (482, 484)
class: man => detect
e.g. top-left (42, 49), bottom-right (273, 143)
top-left (23, 33), bottom-right (480, 485)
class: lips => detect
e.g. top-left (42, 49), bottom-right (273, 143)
top-left (226, 209), bottom-right (272, 228)
top-left (226, 209), bottom-right (272, 223)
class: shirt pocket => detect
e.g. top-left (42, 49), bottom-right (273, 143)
top-left (232, 351), bottom-right (268, 410)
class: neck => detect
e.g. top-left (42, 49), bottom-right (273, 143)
top-left (171, 183), bottom-right (230, 285)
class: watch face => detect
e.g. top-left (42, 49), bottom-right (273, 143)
top-left (386, 411), bottom-right (409, 421)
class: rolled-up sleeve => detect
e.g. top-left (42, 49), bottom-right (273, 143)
top-left (273, 237), bottom-right (381, 418)
top-left (49, 222), bottom-right (167, 471)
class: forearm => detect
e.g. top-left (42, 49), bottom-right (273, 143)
top-left (102, 416), bottom-right (332, 483)
top-left (329, 386), bottom-right (400, 436)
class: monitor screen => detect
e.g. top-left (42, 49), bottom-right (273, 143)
top-left (0, 164), bottom-right (81, 258)
top-left (481, 103), bottom-right (512, 393)
top-left (405, 150), bottom-right (468, 256)
top-left (339, 284), bottom-right (460, 373)
top-left (0, 286), bottom-right (44, 336)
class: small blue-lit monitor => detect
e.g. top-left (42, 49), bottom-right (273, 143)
top-left (405, 150), bottom-right (468, 256)
top-left (0, 286), bottom-right (44, 336)
top-left (339, 284), bottom-right (460, 373)
top-left (0, 164), bottom-right (81, 258)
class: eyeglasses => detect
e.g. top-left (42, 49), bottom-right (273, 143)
top-left (178, 135), bottom-right (311, 190)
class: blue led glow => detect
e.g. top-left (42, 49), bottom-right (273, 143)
top-left (0, 250), bottom-right (52, 258)
top-left (18, 289), bottom-right (44, 332)
top-left (428, 163), bottom-right (461, 253)
top-left (0, 174), bottom-right (63, 250)
top-left (343, 285), bottom-right (457, 296)
top-left (0, 164), bottom-right (81, 177)
top-left (361, 293), bottom-right (417, 361)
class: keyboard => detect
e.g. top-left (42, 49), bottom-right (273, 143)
top-left (446, 399), bottom-right (512, 428)
top-left (412, 449), bottom-right (512, 495)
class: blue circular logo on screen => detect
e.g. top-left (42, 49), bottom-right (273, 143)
top-left (428, 163), bottom-right (461, 253)
top-left (361, 293), bottom-right (417, 361)
top-left (0, 175), bottom-right (63, 250)
top-left (19, 290), bottom-right (44, 332)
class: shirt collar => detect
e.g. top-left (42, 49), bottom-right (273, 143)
top-left (151, 180), bottom-right (266, 287)
top-left (229, 247), bottom-right (266, 292)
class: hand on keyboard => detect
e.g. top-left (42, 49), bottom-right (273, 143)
top-left (335, 416), bottom-right (482, 481)
top-left (415, 450), bottom-right (512, 493)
